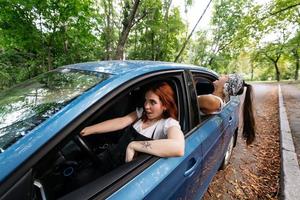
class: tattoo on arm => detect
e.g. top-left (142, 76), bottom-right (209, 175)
top-left (141, 141), bottom-right (152, 149)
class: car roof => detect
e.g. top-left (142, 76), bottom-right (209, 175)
top-left (0, 60), bottom-right (217, 183)
top-left (63, 60), bottom-right (216, 75)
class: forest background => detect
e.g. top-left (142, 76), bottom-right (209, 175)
top-left (0, 0), bottom-right (299, 91)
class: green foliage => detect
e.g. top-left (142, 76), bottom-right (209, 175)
top-left (201, 0), bottom-right (253, 72)
top-left (188, 31), bottom-right (210, 66)
top-left (0, 0), bottom-right (299, 91)
top-left (188, 0), bottom-right (299, 80)
top-left (284, 30), bottom-right (300, 79)
top-left (0, 0), bottom-right (103, 90)
top-left (126, 1), bottom-right (186, 61)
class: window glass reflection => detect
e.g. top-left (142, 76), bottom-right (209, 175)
top-left (0, 68), bottom-right (110, 152)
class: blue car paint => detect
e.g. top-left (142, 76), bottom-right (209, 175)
top-left (196, 99), bottom-right (240, 198)
top-left (194, 115), bottom-right (225, 197)
top-left (64, 60), bottom-right (216, 76)
top-left (0, 61), bottom-right (238, 200)
top-left (228, 96), bottom-right (240, 133)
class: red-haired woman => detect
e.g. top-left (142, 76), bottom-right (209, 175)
top-left (81, 82), bottom-right (184, 172)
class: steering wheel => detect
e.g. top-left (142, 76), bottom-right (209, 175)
top-left (74, 135), bottom-right (101, 165)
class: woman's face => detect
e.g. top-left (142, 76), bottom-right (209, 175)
top-left (213, 75), bottom-right (228, 90)
top-left (144, 90), bottom-right (166, 121)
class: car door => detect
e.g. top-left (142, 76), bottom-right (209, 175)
top-left (186, 70), bottom-right (233, 199)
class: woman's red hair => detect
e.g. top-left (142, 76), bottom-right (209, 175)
top-left (142, 82), bottom-right (178, 121)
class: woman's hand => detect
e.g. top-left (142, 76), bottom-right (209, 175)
top-left (126, 142), bottom-right (137, 162)
top-left (80, 126), bottom-right (94, 136)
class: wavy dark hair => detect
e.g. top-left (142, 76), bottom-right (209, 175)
top-left (142, 82), bottom-right (178, 121)
top-left (237, 81), bottom-right (256, 145)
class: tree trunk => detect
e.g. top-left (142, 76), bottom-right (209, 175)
top-left (160, 0), bottom-right (172, 60)
top-left (47, 35), bottom-right (53, 70)
top-left (163, 0), bottom-right (172, 20)
top-left (208, 57), bottom-right (214, 66)
top-left (265, 53), bottom-right (281, 82)
top-left (251, 63), bottom-right (254, 81)
top-left (274, 62), bottom-right (280, 81)
top-left (292, 48), bottom-right (299, 80)
top-left (114, 0), bottom-right (141, 60)
top-left (63, 25), bottom-right (70, 62)
top-left (47, 47), bottom-right (52, 71)
top-left (151, 32), bottom-right (155, 60)
top-left (134, 29), bottom-right (137, 54)
top-left (104, 0), bottom-right (113, 60)
top-left (295, 60), bottom-right (299, 80)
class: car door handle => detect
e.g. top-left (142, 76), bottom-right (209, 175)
top-left (229, 116), bottom-right (233, 124)
top-left (184, 158), bottom-right (199, 177)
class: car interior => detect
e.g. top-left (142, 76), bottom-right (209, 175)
top-left (32, 77), bottom-right (184, 199)
top-left (195, 79), bottom-right (214, 95)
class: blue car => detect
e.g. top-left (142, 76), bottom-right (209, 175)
top-left (0, 61), bottom-right (240, 200)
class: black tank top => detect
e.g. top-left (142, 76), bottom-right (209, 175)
top-left (98, 124), bottom-right (155, 173)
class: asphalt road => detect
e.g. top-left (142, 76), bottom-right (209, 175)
top-left (280, 83), bottom-right (300, 166)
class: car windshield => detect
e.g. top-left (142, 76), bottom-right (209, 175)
top-left (0, 68), bottom-right (110, 152)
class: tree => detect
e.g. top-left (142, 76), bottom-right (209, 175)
top-left (102, 0), bottom-right (114, 60)
top-left (126, 0), bottom-right (186, 61)
top-left (285, 31), bottom-right (300, 80)
top-left (257, 33), bottom-right (290, 82)
top-left (114, 0), bottom-right (142, 60)
top-left (262, 44), bottom-right (283, 81)
top-left (205, 0), bottom-right (252, 71)
top-left (0, 0), bottom-right (100, 90)
top-left (188, 30), bottom-right (211, 66)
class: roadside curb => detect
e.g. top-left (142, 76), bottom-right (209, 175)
top-left (278, 84), bottom-right (300, 200)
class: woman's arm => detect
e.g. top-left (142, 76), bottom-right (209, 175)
top-left (197, 95), bottom-right (222, 114)
top-left (125, 126), bottom-right (185, 162)
top-left (80, 111), bottom-right (137, 136)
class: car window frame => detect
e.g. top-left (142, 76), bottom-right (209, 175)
top-left (64, 69), bottom-right (189, 200)
top-left (188, 70), bottom-right (219, 128)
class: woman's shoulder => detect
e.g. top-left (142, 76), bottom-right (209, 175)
top-left (164, 117), bottom-right (179, 122)
top-left (163, 117), bottom-right (180, 128)
top-left (160, 117), bottom-right (181, 135)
